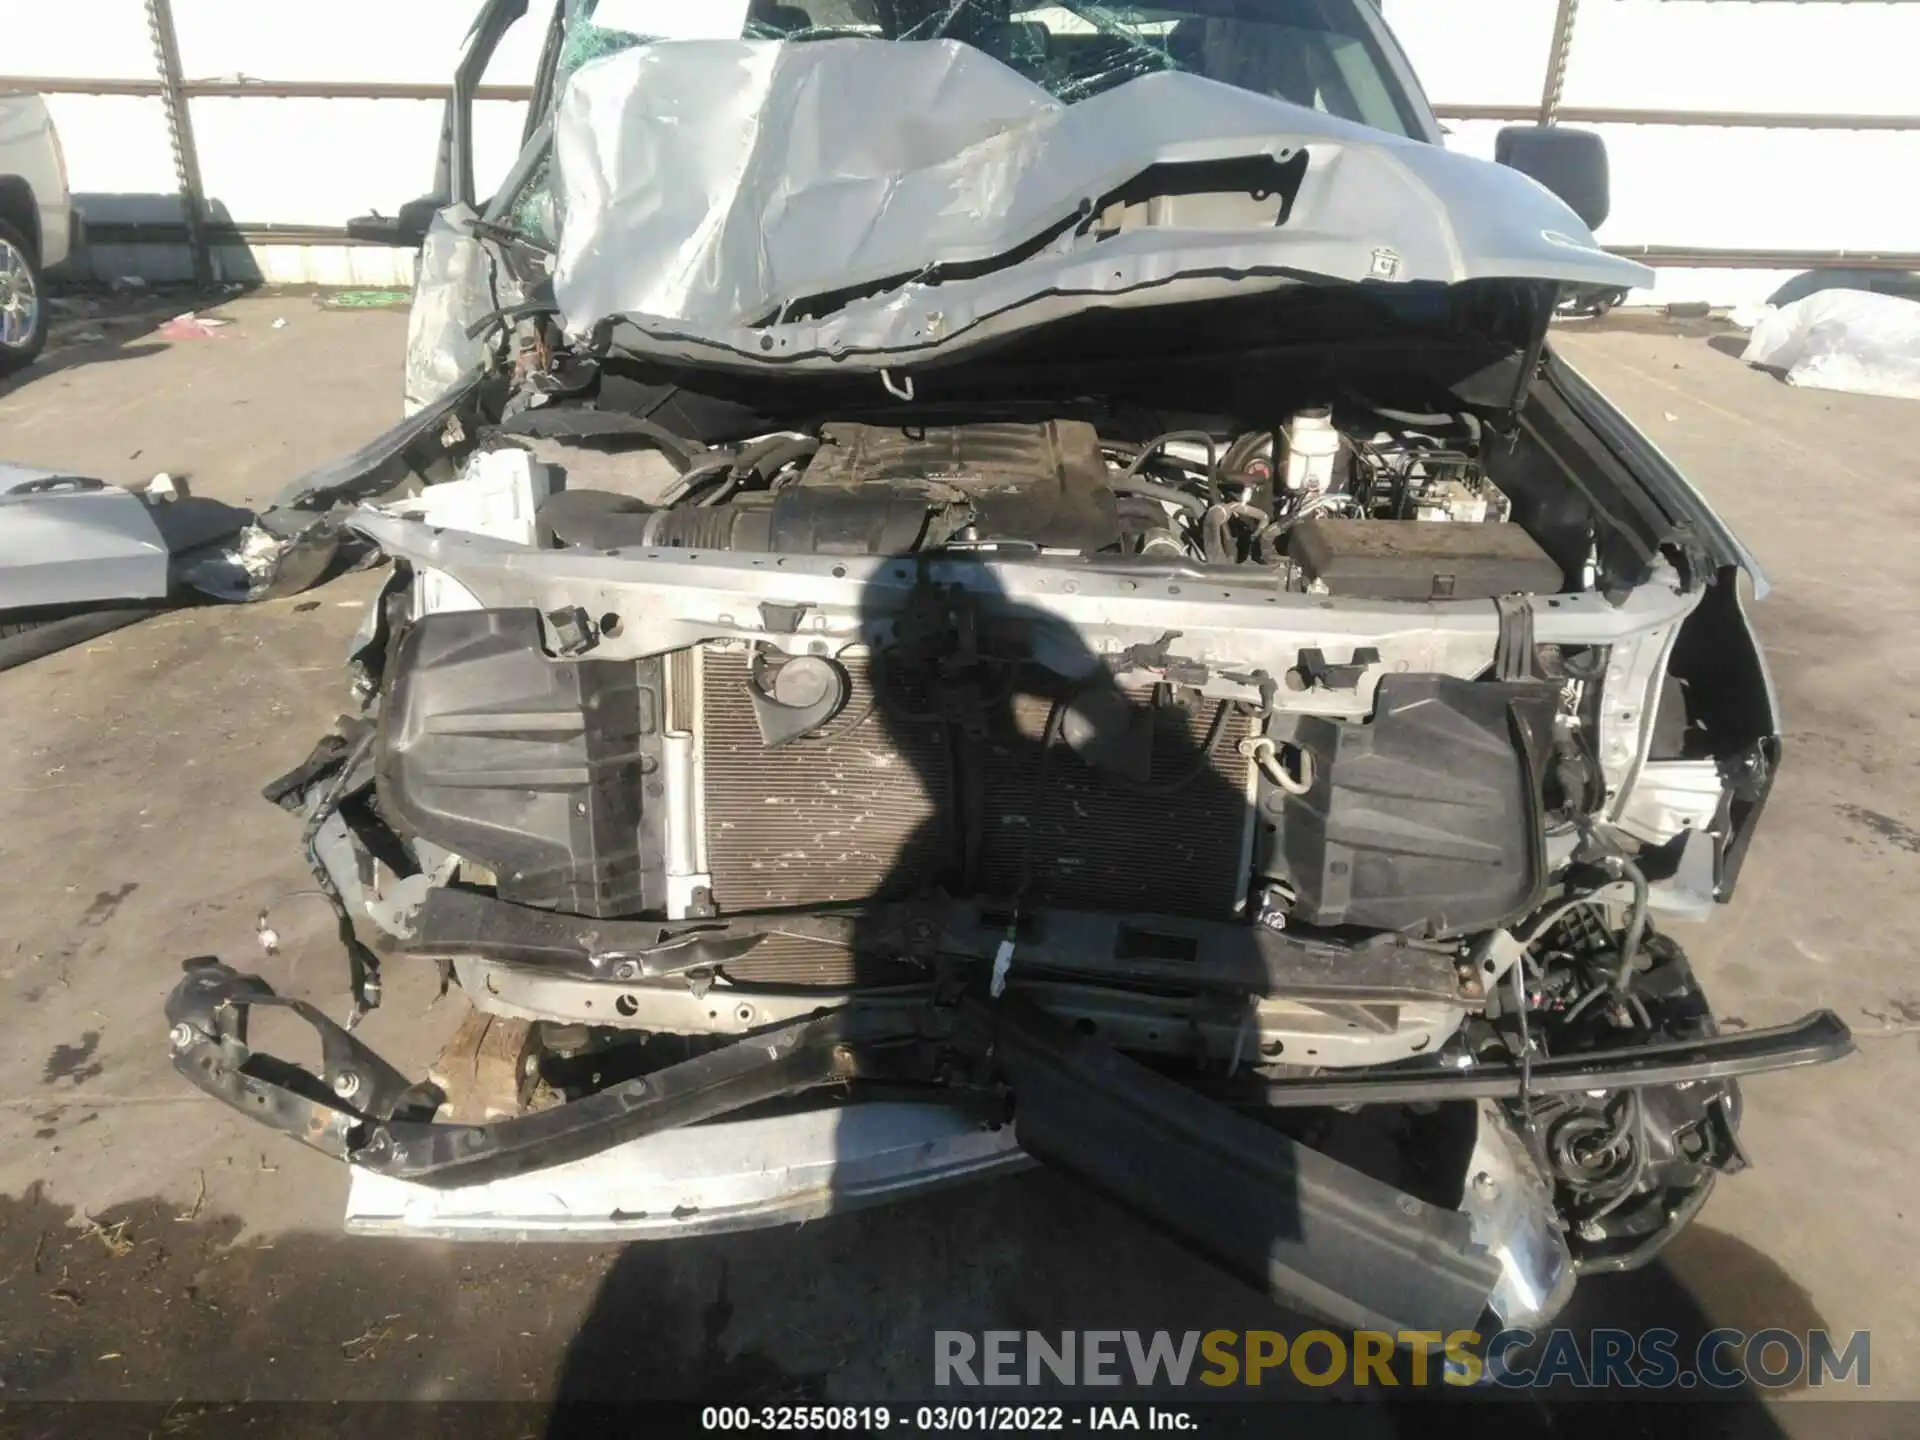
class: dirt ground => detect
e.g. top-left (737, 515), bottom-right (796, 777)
top-left (0, 291), bottom-right (1914, 1423)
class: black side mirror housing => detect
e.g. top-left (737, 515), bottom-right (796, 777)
top-left (1495, 126), bottom-right (1610, 232)
top-left (345, 194), bottom-right (446, 248)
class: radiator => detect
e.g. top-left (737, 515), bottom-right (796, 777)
top-left (701, 649), bottom-right (1255, 985)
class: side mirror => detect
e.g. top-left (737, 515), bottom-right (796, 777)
top-left (345, 195), bottom-right (446, 248)
top-left (1494, 126), bottom-right (1610, 232)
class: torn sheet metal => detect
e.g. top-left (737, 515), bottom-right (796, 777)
top-left (180, 520), bottom-right (340, 603)
top-left (552, 39), bottom-right (1652, 364)
top-left (1459, 1100), bottom-right (1576, 1330)
top-left (404, 204), bottom-right (515, 416)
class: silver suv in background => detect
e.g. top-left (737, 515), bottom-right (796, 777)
top-left (0, 92), bottom-right (75, 373)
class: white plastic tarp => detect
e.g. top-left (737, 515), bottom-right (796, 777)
top-left (1740, 289), bottom-right (1920, 401)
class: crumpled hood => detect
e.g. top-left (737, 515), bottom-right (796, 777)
top-left (553, 38), bottom-right (1651, 367)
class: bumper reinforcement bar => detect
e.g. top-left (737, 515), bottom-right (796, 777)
top-left (164, 959), bottom-right (1849, 1333)
top-left (166, 960), bottom-right (1850, 1188)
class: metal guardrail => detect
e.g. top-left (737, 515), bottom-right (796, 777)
top-left (0, 75), bottom-right (529, 101)
top-left (1603, 245), bottom-right (1920, 270)
top-left (1434, 102), bottom-right (1919, 131)
top-left (3, 76), bottom-right (1916, 131)
top-left (14, 70), bottom-right (1916, 273)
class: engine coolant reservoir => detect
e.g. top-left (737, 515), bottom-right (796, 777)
top-left (1283, 408), bottom-right (1340, 494)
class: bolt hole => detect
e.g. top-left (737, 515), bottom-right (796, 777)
top-left (614, 995), bottom-right (638, 1017)
top-left (1260, 1040), bottom-right (1284, 1058)
top-left (1146, 1029), bottom-right (1160, 1042)
top-left (1074, 1018), bottom-right (1098, 1036)
top-left (599, 613), bottom-right (622, 637)
top-left (832, 565), bottom-right (847, 578)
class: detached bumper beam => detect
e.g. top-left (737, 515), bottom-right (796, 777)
top-left (997, 997), bottom-right (1504, 1334)
top-left (1209, 1009), bottom-right (1854, 1108)
top-left (165, 960), bottom-right (1851, 1329)
top-left (166, 960), bottom-right (1851, 1189)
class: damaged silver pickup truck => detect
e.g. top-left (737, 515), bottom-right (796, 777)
top-left (166, 0), bottom-right (1850, 1336)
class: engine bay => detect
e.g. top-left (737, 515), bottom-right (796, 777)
top-left (528, 402), bottom-right (1565, 602)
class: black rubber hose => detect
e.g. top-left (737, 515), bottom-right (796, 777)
top-left (704, 434), bottom-right (821, 507)
top-left (1014, 698), bottom-right (1068, 900)
top-left (0, 606), bottom-right (161, 673)
top-left (1124, 430), bottom-right (1220, 504)
top-left (1202, 503), bottom-right (1269, 564)
top-left (1367, 405), bottom-right (1483, 447)
top-left (1611, 858), bottom-right (1651, 994)
top-left (1252, 522), bottom-right (1289, 567)
top-left (1109, 476), bottom-right (1207, 517)
top-left (1113, 699), bottom-right (1238, 797)
top-left (734, 433), bottom-right (820, 483)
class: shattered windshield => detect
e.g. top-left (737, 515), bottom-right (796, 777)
top-left (561, 0), bottom-right (1418, 137)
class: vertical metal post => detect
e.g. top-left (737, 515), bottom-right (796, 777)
top-left (145, 0), bottom-right (212, 285)
top-left (1538, 0), bottom-right (1581, 127)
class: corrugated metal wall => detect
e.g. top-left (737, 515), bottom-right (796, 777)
top-left (9, 0), bottom-right (1917, 302)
